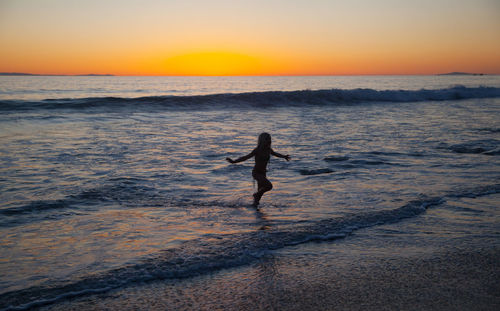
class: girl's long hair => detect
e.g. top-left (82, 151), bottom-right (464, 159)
top-left (256, 132), bottom-right (271, 152)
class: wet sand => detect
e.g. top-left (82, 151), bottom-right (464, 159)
top-left (43, 242), bottom-right (500, 311)
top-left (38, 196), bottom-right (500, 310)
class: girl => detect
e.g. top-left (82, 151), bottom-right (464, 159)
top-left (226, 133), bottom-right (290, 207)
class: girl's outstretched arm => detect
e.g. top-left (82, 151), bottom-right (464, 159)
top-left (271, 149), bottom-right (291, 161)
top-left (226, 149), bottom-right (256, 164)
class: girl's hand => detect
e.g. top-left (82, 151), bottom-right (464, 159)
top-left (226, 157), bottom-right (235, 164)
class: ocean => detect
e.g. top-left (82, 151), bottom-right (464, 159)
top-left (0, 75), bottom-right (499, 310)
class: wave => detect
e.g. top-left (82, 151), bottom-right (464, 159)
top-left (324, 156), bottom-right (350, 162)
top-left (476, 127), bottom-right (500, 133)
top-left (438, 139), bottom-right (500, 155)
top-left (299, 156), bottom-right (396, 175)
top-left (0, 178), bottom-right (165, 227)
top-left (1, 86), bottom-right (499, 111)
top-left (1, 183), bottom-right (499, 311)
top-left (299, 168), bottom-right (334, 176)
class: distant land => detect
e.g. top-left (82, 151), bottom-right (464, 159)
top-left (79, 74), bottom-right (115, 76)
top-left (437, 72), bottom-right (485, 76)
top-left (0, 72), bottom-right (114, 76)
top-left (0, 72), bottom-right (38, 76)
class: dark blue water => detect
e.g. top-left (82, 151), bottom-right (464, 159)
top-left (0, 76), bottom-right (499, 310)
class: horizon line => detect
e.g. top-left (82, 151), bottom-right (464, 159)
top-left (0, 72), bottom-right (494, 77)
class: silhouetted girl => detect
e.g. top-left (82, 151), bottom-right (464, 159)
top-left (226, 133), bottom-right (290, 206)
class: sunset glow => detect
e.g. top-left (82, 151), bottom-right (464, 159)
top-left (163, 52), bottom-right (265, 76)
top-left (1, 0), bottom-right (499, 76)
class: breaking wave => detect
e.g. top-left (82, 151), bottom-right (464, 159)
top-left (1, 86), bottom-right (499, 112)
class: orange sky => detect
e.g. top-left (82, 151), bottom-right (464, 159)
top-left (0, 0), bottom-right (499, 76)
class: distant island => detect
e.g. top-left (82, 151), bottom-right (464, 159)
top-left (77, 74), bottom-right (115, 76)
top-left (0, 72), bottom-right (114, 76)
top-left (437, 72), bottom-right (485, 76)
top-left (0, 72), bottom-right (38, 76)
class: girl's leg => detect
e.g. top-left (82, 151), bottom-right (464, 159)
top-left (253, 173), bottom-right (273, 206)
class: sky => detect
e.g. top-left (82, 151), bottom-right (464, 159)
top-left (0, 0), bottom-right (499, 76)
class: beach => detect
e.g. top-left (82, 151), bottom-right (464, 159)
top-left (1, 75), bottom-right (499, 310)
top-left (42, 247), bottom-right (500, 311)
top-left (41, 194), bottom-right (500, 310)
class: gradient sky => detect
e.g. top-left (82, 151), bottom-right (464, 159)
top-left (0, 0), bottom-right (499, 75)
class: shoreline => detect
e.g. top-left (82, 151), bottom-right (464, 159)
top-left (42, 241), bottom-right (500, 310)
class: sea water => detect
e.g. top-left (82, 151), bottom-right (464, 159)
top-left (0, 76), bottom-right (499, 310)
